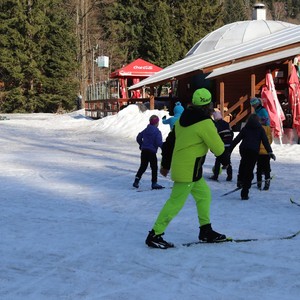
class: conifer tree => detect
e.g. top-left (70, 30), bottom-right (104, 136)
top-left (0, 0), bottom-right (78, 113)
top-left (98, 0), bottom-right (224, 69)
top-left (98, 0), bottom-right (145, 69)
top-left (169, 0), bottom-right (223, 57)
top-left (223, 0), bottom-right (248, 24)
top-left (138, 0), bottom-right (177, 67)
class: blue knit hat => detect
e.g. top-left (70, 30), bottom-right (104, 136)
top-left (250, 97), bottom-right (261, 106)
top-left (173, 102), bottom-right (184, 115)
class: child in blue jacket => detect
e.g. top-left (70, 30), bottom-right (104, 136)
top-left (250, 97), bottom-right (270, 125)
top-left (162, 102), bottom-right (184, 130)
top-left (133, 115), bottom-right (164, 189)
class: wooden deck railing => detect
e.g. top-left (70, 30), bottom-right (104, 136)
top-left (85, 96), bottom-right (251, 128)
top-left (224, 95), bottom-right (251, 128)
top-left (85, 98), bottom-right (150, 119)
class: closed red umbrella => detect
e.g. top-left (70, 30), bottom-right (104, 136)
top-left (288, 65), bottom-right (300, 137)
top-left (261, 72), bottom-right (285, 142)
top-left (120, 78), bottom-right (127, 98)
top-left (131, 78), bottom-right (141, 98)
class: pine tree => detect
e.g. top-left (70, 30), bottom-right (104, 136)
top-left (138, 1), bottom-right (177, 67)
top-left (0, 0), bottom-right (78, 113)
top-left (285, 0), bottom-right (300, 19)
top-left (0, 1), bottom-right (29, 112)
top-left (98, 0), bottom-right (144, 69)
top-left (39, 0), bottom-right (79, 112)
top-left (169, 0), bottom-right (223, 57)
top-left (223, 0), bottom-right (248, 24)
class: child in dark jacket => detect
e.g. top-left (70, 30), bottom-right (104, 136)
top-left (210, 111), bottom-right (234, 181)
top-left (229, 114), bottom-right (276, 200)
top-left (256, 116), bottom-right (273, 190)
top-left (133, 115), bottom-right (164, 190)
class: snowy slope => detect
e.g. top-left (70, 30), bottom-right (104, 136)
top-left (0, 106), bottom-right (299, 300)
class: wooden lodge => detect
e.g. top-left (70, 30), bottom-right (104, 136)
top-left (129, 5), bottom-right (300, 143)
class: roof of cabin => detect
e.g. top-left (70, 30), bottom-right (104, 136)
top-left (129, 21), bottom-right (300, 90)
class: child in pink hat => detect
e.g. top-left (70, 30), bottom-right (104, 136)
top-left (133, 115), bottom-right (164, 190)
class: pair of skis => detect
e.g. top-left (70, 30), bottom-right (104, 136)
top-left (221, 176), bottom-right (274, 196)
top-left (182, 230), bottom-right (300, 247)
top-left (183, 197), bottom-right (300, 247)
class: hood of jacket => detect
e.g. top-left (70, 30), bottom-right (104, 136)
top-left (245, 115), bottom-right (261, 130)
top-left (179, 106), bottom-right (211, 127)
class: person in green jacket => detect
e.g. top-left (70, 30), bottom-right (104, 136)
top-left (145, 88), bottom-right (230, 249)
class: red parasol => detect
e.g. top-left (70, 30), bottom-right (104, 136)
top-left (261, 72), bottom-right (285, 141)
top-left (131, 78), bottom-right (141, 98)
top-left (288, 65), bottom-right (300, 137)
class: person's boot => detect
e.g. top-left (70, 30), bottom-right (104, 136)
top-left (257, 181), bottom-right (262, 190)
top-left (132, 177), bottom-right (140, 188)
top-left (257, 174), bottom-right (262, 190)
top-left (241, 188), bottom-right (249, 200)
top-left (145, 230), bottom-right (174, 249)
top-left (226, 174), bottom-right (232, 181)
top-left (226, 165), bottom-right (232, 181)
top-left (151, 182), bottom-right (164, 189)
top-left (209, 175), bottom-right (218, 181)
top-left (198, 224), bottom-right (226, 243)
top-left (263, 179), bottom-right (270, 190)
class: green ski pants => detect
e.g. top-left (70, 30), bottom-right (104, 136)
top-left (153, 178), bottom-right (211, 235)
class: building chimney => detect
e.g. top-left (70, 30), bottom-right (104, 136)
top-left (252, 3), bottom-right (266, 20)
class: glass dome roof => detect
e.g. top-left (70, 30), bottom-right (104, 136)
top-left (186, 20), bottom-right (296, 57)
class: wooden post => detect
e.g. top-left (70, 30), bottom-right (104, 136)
top-left (288, 59), bottom-right (293, 78)
top-left (251, 73), bottom-right (256, 113)
top-left (219, 80), bottom-right (225, 117)
top-left (150, 87), bottom-right (155, 110)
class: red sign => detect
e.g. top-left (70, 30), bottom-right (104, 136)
top-left (110, 58), bottom-right (162, 78)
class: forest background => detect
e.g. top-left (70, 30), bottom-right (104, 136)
top-left (0, 0), bottom-right (300, 113)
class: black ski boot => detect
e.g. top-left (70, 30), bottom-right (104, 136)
top-left (145, 230), bottom-right (174, 249)
top-left (133, 177), bottom-right (140, 188)
top-left (257, 174), bottom-right (262, 190)
top-left (226, 165), bottom-right (233, 181)
top-left (151, 182), bottom-right (164, 189)
top-left (257, 181), bottom-right (262, 190)
top-left (263, 179), bottom-right (270, 190)
top-left (241, 188), bottom-right (249, 200)
top-left (198, 224), bottom-right (226, 243)
top-left (209, 175), bottom-right (218, 181)
top-left (226, 175), bottom-right (232, 181)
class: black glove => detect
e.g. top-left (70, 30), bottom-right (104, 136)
top-left (160, 167), bottom-right (169, 177)
top-left (217, 150), bottom-right (230, 167)
top-left (269, 152), bottom-right (276, 161)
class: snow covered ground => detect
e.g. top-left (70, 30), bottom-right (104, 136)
top-left (1, 105), bottom-right (299, 300)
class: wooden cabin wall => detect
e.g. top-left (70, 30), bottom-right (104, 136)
top-left (176, 61), bottom-right (291, 129)
top-left (214, 62), bottom-right (290, 128)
